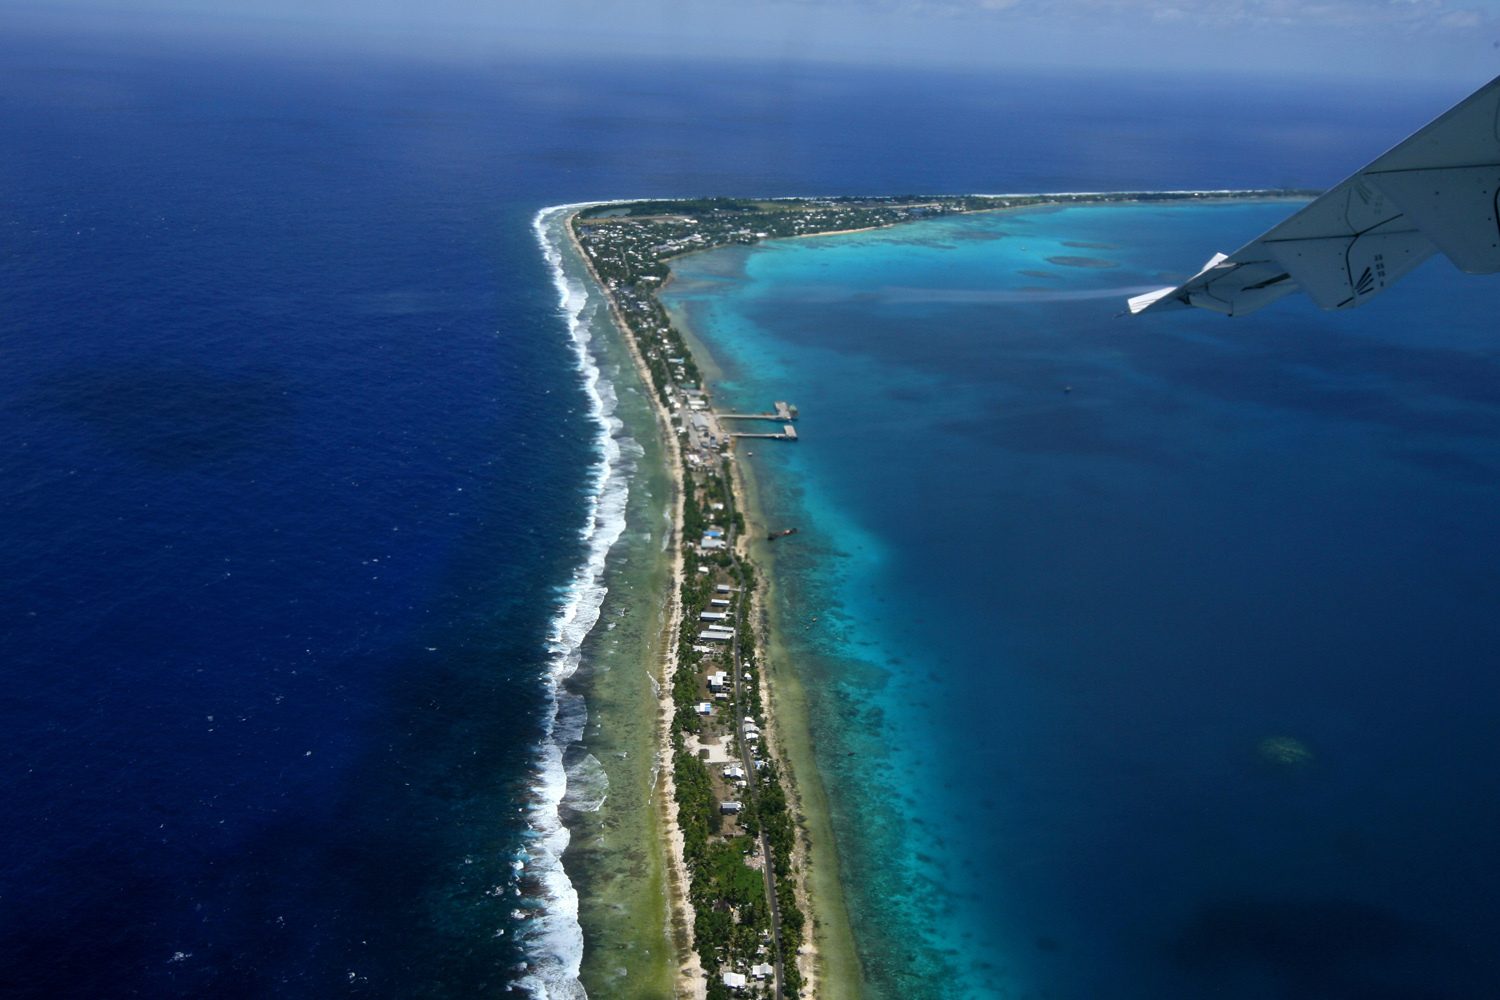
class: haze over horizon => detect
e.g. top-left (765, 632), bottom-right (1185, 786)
top-left (7, 0), bottom-right (1500, 82)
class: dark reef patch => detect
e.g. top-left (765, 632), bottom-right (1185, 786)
top-left (1046, 256), bottom-right (1118, 268)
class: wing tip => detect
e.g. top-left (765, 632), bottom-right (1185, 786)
top-left (1127, 286), bottom-right (1183, 314)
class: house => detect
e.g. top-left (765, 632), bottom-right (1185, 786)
top-left (716, 584), bottom-right (733, 593)
top-left (695, 702), bottom-right (713, 715)
top-left (720, 801), bottom-right (742, 814)
top-left (700, 537), bottom-right (725, 550)
top-left (700, 611), bottom-right (730, 622)
top-left (751, 964), bottom-right (774, 979)
top-left (707, 671), bottom-right (728, 690)
top-left (711, 502), bottom-right (725, 511)
top-left (710, 598), bottom-right (731, 607)
top-left (699, 630), bottom-right (732, 642)
top-left (721, 972), bottom-right (747, 989)
top-left (724, 765), bottom-right (745, 780)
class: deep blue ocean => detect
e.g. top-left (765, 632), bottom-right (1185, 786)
top-left (0, 28), bottom-right (1490, 998)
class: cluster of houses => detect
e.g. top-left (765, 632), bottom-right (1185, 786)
top-left (721, 964), bottom-right (775, 990)
top-left (699, 583), bottom-right (737, 642)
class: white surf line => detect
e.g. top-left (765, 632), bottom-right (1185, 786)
top-left (513, 204), bottom-right (636, 1000)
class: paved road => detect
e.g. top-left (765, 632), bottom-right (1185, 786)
top-left (724, 476), bottom-right (786, 1000)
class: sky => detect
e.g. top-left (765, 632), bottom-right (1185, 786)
top-left (5, 0), bottom-right (1500, 80)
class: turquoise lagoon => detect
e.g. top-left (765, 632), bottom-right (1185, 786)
top-left (662, 203), bottom-right (1500, 1000)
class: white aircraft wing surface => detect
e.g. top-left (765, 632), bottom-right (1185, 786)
top-left (1129, 74), bottom-right (1500, 317)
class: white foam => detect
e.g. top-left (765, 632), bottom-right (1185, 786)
top-left (562, 753), bottom-right (611, 814)
top-left (514, 205), bottom-right (637, 1000)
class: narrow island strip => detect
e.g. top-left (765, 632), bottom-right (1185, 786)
top-left (558, 190), bottom-right (1311, 999)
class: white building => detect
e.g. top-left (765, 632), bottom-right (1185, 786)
top-left (751, 963), bottom-right (774, 979)
top-left (722, 972), bottom-right (747, 989)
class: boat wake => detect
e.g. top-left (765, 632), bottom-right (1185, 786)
top-left (515, 205), bottom-right (634, 1000)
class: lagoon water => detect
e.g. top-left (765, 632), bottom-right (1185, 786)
top-left (2, 30), bottom-right (1495, 999)
top-left (663, 205), bottom-right (1500, 999)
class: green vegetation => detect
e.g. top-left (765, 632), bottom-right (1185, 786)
top-left (676, 749), bottom-right (720, 860)
top-left (663, 451), bottom-right (802, 995)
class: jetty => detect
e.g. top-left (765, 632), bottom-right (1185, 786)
top-left (718, 401), bottom-right (798, 423)
top-left (731, 424), bottom-right (797, 441)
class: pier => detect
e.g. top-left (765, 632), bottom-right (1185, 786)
top-left (731, 424), bottom-right (798, 441)
top-left (717, 401), bottom-right (798, 423)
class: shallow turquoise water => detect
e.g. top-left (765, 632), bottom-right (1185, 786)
top-left (664, 203), bottom-right (1500, 1000)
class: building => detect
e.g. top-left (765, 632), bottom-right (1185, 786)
top-left (720, 801), bottom-right (742, 814)
top-left (700, 611), bottom-right (730, 622)
top-left (722, 972), bottom-right (747, 989)
top-left (716, 584), bottom-right (733, 593)
top-left (751, 963), bottom-right (774, 979)
top-left (695, 702), bottom-right (713, 715)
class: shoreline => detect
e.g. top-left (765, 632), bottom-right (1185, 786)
top-left (672, 310), bottom-right (861, 1000)
top-left (556, 209), bottom-right (706, 999)
top-left (540, 190), bottom-right (1314, 999)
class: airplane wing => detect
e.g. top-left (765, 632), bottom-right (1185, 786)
top-left (1129, 74), bottom-right (1500, 317)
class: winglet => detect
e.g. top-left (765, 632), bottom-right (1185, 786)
top-left (1127, 286), bottom-right (1180, 314)
top-left (1127, 252), bottom-right (1232, 315)
top-left (1124, 74), bottom-right (1500, 318)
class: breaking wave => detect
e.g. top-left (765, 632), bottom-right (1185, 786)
top-left (514, 205), bottom-right (633, 1000)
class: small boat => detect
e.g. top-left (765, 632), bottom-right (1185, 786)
top-left (767, 527), bottom-right (798, 541)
